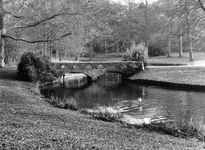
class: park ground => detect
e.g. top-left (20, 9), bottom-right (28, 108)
top-left (1, 52), bottom-right (205, 149)
top-left (130, 52), bottom-right (205, 87)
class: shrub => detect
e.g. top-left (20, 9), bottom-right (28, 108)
top-left (148, 44), bottom-right (166, 57)
top-left (148, 33), bottom-right (167, 57)
top-left (123, 41), bottom-right (147, 62)
top-left (48, 95), bottom-right (78, 110)
top-left (26, 65), bottom-right (37, 81)
top-left (81, 106), bottom-right (122, 122)
top-left (17, 52), bottom-right (58, 82)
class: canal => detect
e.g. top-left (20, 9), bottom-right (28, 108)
top-left (41, 73), bottom-right (205, 126)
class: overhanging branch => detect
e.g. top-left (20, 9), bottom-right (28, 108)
top-left (6, 11), bottom-right (80, 31)
top-left (3, 32), bottom-right (71, 43)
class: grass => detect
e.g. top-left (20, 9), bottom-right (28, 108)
top-left (82, 104), bottom-right (205, 141)
top-left (55, 51), bottom-right (205, 64)
top-left (144, 118), bottom-right (205, 141)
top-left (81, 106), bottom-right (123, 122)
top-left (46, 90), bottom-right (205, 141)
top-left (130, 67), bottom-right (205, 87)
top-left (47, 95), bottom-right (78, 110)
top-left (148, 51), bottom-right (205, 65)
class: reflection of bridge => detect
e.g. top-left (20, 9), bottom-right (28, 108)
top-left (53, 61), bottom-right (144, 81)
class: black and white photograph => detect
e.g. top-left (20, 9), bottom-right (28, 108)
top-left (1, 0), bottom-right (205, 149)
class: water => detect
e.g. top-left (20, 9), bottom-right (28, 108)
top-left (41, 73), bottom-right (205, 125)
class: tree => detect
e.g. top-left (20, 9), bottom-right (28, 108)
top-left (172, 0), bottom-right (205, 61)
top-left (145, 0), bottom-right (149, 58)
top-left (56, 0), bottom-right (115, 61)
top-left (156, 0), bottom-right (178, 57)
top-left (0, 0), bottom-right (75, 68)
top-left (172, 0), bottom-right (197, 61)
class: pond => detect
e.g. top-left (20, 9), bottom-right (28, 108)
top-left (41, 73), bottom-right (205, 126)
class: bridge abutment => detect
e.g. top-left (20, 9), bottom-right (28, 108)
top-left (83, 69), bottom-right (106, 82)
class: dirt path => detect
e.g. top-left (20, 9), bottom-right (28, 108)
top-left (0, 68), bottom-right (204, 149)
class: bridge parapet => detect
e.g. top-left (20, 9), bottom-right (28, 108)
top-left (53, 61), bottom-right (144, 81)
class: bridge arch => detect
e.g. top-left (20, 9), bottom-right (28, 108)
top-left (54, 61), bottom-right (144, 82)
top-left (69, 69), bottom-right (106, 81)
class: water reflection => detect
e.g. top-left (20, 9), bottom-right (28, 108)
top-left (41, 73), bottom-right (205, 126)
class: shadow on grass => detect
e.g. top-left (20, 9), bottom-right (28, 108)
top-left (0, 68), bottom-right (18, 80)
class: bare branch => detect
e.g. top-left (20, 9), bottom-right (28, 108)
top-left (3, 32), bottom-right (71, 43)
top-left (6, 11), bottom-right (80, 32)
top-left (54, 18), bottom-right (72, 34)
top-left (4, 0), bottom-right (12, 5)
top-left (196, 0), bottom-right (205, 12)
top-left (3, 0), bottom-right (26, 19)
top-left (4, 11), bottom-right (23, 19)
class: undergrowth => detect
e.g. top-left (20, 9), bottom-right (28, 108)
top-left (47, 95), bottom-right (78, 110)
top-left (81, 104), bottom-right (205, 141)
top-left (134, 117), bottom-right (205, 141)
top-left (91, 106), bottom-right (122, 122)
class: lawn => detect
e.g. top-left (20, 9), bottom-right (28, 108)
top-left (56, 51), bottom-right (205, 64)
top-left (130, 51), bottom-right (205, 87)
top-left (148, 51), bottom-right (205, 65)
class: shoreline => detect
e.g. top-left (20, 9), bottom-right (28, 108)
top-left (129, 66), bottom-right (205, 87)
top-left (128, 78), bottom-right (205, 91)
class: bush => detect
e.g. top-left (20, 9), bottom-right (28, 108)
top-left (81, 106), bottom-right (122, 122)
top-left (48, 95), bottom-right (78, 110)
top-left (123, 41), bottom-right (147, 62)
top-left (148, 33), bottom-right (167, 57)
top-left (148, 44), bottom-right (166, 57)
top-left (17, 52), bottom-right (58, 82)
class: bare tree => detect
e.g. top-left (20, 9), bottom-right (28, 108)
top-left (58, 0), bottom-right (113, 61)
top-left (0, 0), bottom-right (75, 67)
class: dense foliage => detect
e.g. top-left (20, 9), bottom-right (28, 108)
top-left (17, 52), bottom-right (58, 82)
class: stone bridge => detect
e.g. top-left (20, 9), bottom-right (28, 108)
top-left (53, 61), bottom-right (144, 81)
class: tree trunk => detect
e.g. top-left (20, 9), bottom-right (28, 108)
top-left (89, 46), bottom-right (93, 61)
top-left (58, 50), bottom-right (62, 61)
top-left (167, 19), bottom-right (172, 57)
top-left (189, 32), bottom-right (194, 61)
top-left (145, 0), bottom-right (149, 57)
top-left (117, 42), bottom-right (120, 53)
top-left (0, 34), bottom-right (5, 68)
top-left (0, 0), bottom-right (5, 68)
top-left (186, 7), bottom-right (194, 62)
top-left (179, 36), bottom-right (183, 57)
top-left (50, 49), bottom-right (52, 61)
top-left (76, 47), bottom-right (84, 61)
top-left (104, 40), bottom-right (107, 55)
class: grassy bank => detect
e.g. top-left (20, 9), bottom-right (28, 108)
top-left (1, 69), bottom-right (205, 149)
top-left (130, 51), bottom-right (205, 87)
top-left (130, 66), bottom-right (205, 88)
